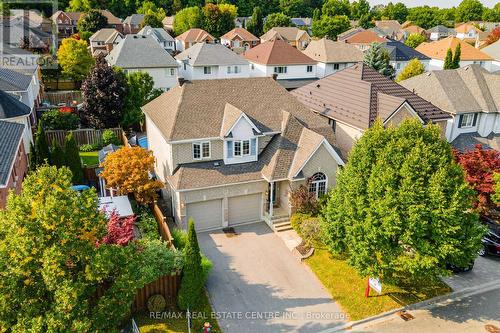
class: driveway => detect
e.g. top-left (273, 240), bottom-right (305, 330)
top-left (198, 222), bottom-right (347, 333)
top-left (443, 255), bottom-right (500, 291)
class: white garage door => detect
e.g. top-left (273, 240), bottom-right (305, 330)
top-left (186, 199), bottom-right (222, 231)
top-left (228, 193), bottom-right (262, 226)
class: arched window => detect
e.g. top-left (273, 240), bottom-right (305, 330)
top-left (308, 172), bottom-right (327, 198)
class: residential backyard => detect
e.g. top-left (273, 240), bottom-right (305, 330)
top-left (79, 151), bottom-right (99, 166)
top-left (305, 248), bottom-right (452, 321)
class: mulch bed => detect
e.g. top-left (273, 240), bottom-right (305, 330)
top-left (296, 240), bottom-right (312, 256)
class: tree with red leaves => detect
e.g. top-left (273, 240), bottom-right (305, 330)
top-left (454, 144), bottom-right (500, 212)
top-left (102, 212), bottom-right (136, 246)
top-left (486, 27), bottom-right (500, 45)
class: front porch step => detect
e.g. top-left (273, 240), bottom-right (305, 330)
top-left (273, 220), bottom-right (292, 232)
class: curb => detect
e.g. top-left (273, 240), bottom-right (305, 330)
top-left (317, 280), bottom-right (500, 333)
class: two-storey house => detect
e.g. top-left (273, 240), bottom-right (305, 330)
top-left (143, 78), bottom-right (344, 231)
top-left (89, 28), bottom-right (123, 56)
top-left (400, 65), bottom-right (500, 150)
top-left (426, 25), bottom-right (456, 41)
top-left (175, 28), bottom-right (215, 52)
top-left (260, 27), bottom-right (311, 50)
top-left (123, 14), bottom-right (144, 34)
top-left (175, 43), bottom-right (250, 80)
top-left (0, 89), bottom-right (33, 155)
top-left (380, 39), bottom-right (430, 75)
top-left (220, 28), bottom-right (260, 53)
top-left (339, 29), bottom-right (387, 52)
top-left (138, 26), bottom-right (176, 54)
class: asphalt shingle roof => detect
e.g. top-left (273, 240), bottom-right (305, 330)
top-left (175, 42), bottom-right (249, 66)
top-left (0, 68), bottom-right (32, 91)
top-left (302, 37), bottom-right (364, 63)
top-left (138, 26), bottom-right (175, 42)
top-left (0, 120), bottom-right (24, 185)
top-left (381, 40), bottom-right (430, 61)
top-left (106, 35), bottom-right (178, 68)
top-left (123, 14), bottom-right (144, 25)
top-left (0, 90), bottom-right (31, 119)
top-left (242, 39), bottom-right (316, 65)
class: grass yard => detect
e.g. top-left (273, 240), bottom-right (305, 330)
top-left (306, 248), bottom-right (451, 321)
top-left (79, 151), bottom-right (99, 166)
top-left (134, 290), bottom-right (220, 333)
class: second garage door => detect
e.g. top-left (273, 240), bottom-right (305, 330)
top-left (228, 193), bottom-right (262, 226)
top-left (186, 199), bottom-right (222, 231)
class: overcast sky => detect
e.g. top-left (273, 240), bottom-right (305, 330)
top-left (370, 0), bottom-right (497, 8)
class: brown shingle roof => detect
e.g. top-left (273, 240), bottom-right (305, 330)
top-left (175, 28), bottom-right (214, 43)
top-left (416, 36), bottom-right (492, 61)
top-left (242, 39), bottom-right (316, 65)
top-left (344, 30), bottom-right (387, 44)
top-left (221, 27), bottom-right (259, 42)
top-left (260, 27), bottom-right (310, 43)
top-left (291, 63), bottom-right (450, 130)
top-left (302, 37), bottom-right (364, 63)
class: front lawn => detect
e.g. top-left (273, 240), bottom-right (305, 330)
top-left (134, 290), bottom-right (220, 333)
top-left (79, 151), bottom-right (99, 166)
top-left (306, 248), bottom-right (451, 321)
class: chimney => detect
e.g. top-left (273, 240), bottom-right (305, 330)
top-left (272, 73), bottom-right (278, 81)
top-left (178, 77), bottom-right (186, 86)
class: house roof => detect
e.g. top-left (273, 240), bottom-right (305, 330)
top-left (455, 23), bottom-right (480, 34)
top-left (221, 27), bottom-right (259, 42)
top-left (175, 28), bottom-right (214, 43)
top-left (302, 38), bottom-right (364, 63)
top-left (175, 42), bottom-right (249, 67)
top-left (99, 9), bottom-right (121, 25)
top-left (260, 27), bottom-right (310, 42)
top-left (416, 37), bottom-right (492, 61)
top-left (426, 25), bottom-right (456, 34)
top-left (0, 89), bottom-right (31, 119)
top-left (163, 16), bottom-right (175, 27)
top-left (138, 26), bottom-right (175, 42)
top-left (89, 28), bottom-right (122, 43)
top-left (399, 65), bottom-right (500, 115)
top-left (106, 34), bottom-right (178, 68)
top-left (0, 120), bottom-right (25, 186)
top-left (291, 17), bottom-right (312, 27)
top-left (375, 20), bottom-right (402, 32)
top-left (242, 39), bottom-right (316, 65)
top-left (403, 25), bottom-right (426, 35)
top-left (51, 11), bottom-right (82, 22)
top-left (123, 14), bottom-right (144, 25)
top-left (343, 29), bottom-right (387, 44)
top-left (291, 63), bottom-right (450, 130)
top-left (338, 27), bottom-right (365, 41)
top-left (482, 39), bottom-right (500, 61)
top-left (0, 68), bottom-right (31, 91)
top-left (381, 40), bottom-right (430, 61)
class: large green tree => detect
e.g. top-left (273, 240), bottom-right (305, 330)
top-left (363, 42), bottom-right (395, 78)
top-left (81, 55), bottom-right (126, 129)
top-left (202, 3), bottom-right (236, 38)
top-left (77, 9), bottom-right (108, 33)
top-left (404, 33), bottom-right (426, 48)
top-left (382, 2), bottom-right (408, 23)
top-left (263, 12), bottom-right (292, 33)
top-left (311, 15), bottom-right (351, 39)
top-left (396, 58), bottom-right (425, 82)
top-left (322, 0), bottom-right (351, 17)
top-left (63, 133), bottom-right (84, 184)
top-left (350, 0), bottom-right (370, 19)
top-left (456, 0), bottom-right (484, 22)
top-left (173, 6), bottom-right (203, 36)
top-left (247, 6), bottom-right (264, 37)
top-left (34, 121), bottom-right (50, 167)
top-left (322, 119), bottom-right (485, 283)
top-left (406, 6), bottom-right (444, 30)
top-left (57, 38), bottom-right (94, 82)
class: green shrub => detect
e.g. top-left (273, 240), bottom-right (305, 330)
top-left (201, 255), bottom-right (213, 283)
top-left (300, 217), bottom-right (323, 246)
top-left (79, 143), bottom-right (100, 152)
top-left (290, 213), bottom-right (312, 235)
top-left (147, 294), bottom-right (166, 312)
top-left (102, 129), bottom-right (120, 146)
top-left (137, 209), bottom-right (160, 240)
top-left (40, 109), bottom-right (80, 130)
top-left (171, 228), bottom-right (188, 249)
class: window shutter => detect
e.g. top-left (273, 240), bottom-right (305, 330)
top-left (458, 115), bottom-right (463, 128)
top-left (251, 138), bottom-right (257, 155)
top-left (472, 113), bottom-right (478, 126)
top-left (227, 141), bottom-right (233, 158)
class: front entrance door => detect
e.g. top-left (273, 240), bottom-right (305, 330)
top-left (267, 182), bottom-right (279, 207)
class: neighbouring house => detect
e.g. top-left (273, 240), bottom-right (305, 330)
top-left (291, 17), bottom-right (312, 33)
top-left (142, 77), bottom-right (344, 231)
top-left (400, 65), bottom-right (500, 150)
top-left (426, 25), bottom-right (456, 41)
top-left (374, 20), bottom-right (403, 39)
top-left (454, 23), bottom-right (481, 41)
top-left (106, 35), bottom-right (179, 90)
top-left (302, 37), bottom-right (363, 77)
top-left (51, 10), bottom-right (123, 38)
top-left (175, 28), bottom-right (215, 52)
top-left (123, 14), bottom-right (145, 34)
top-left (89, 28), bottom-right (123, 56)
top-left (0, 121), bottom-right (28, 209)
top-left (0, 89), bottom-right (33, 153)
top-left (380, 39), bottom-right (431, 74)
top-left (468, 21), bottom-right (500, 32)
top-left (337, 27), bottom-right (365, 41)
top-left (162, 16), bottom-right (174, 32)
top-left (482, 39), bottom-right (500, 72)
top-left (340, 29), bottom-right (387, 52)
top-left (242, 39), bottom-right (318, 90)
top-left (291, 63), bottom-right (451, 153)
top-left (260, 27), bottom-right (311, 50)
top-left (416, 37), bottom-right (493, 71)
top-left (99, 10), bottom-right (123, 33)
top-left (175, 43), bottom-right (250, 80)
top-left (401, 25), bottom-right (427, 40)
top-left (1, 19), bottom-right (52, 51)
top-left (96, 143), bottom-right (120, 197)
top-left (474, 30), bottom-right (490, 49)
top-left (138, 26), bottom-right (176, 54)
top-left (220, 28), bottom-right (260, 53)
top-left (10, 9), bottom-right (52, 33)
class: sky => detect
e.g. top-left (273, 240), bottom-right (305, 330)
top-left (370, 0), bottom-right (497, 8)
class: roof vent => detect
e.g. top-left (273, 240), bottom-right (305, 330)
top-left (316, 84), bottom-right (320, 88)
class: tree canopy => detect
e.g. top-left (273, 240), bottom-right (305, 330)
top-left (312, 15), bottom-right (351, 40)
top-left (77, 9), bottom-right (108, 33)
top-left (322, 119), bottom-right (485, 283)
top-left (404, 33), bottom-right (426, 48)
top-left (396, 58), bottom-right (425, 82)
top-left (456, 0), bottom-right (484, 22)
top-left (363, 42), bottom-right (395, 78)
top-left (57, 38), bottom-right (94, 82)
top-left (173, 6), bottom-right (203, 36)
top-left (263, 12), bottom-right (292, 33)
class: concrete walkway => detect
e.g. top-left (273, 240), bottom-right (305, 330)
top-left (198, 222), bottom-right (347, 333)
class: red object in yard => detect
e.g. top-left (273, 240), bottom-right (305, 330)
top-left (60, 106), bottom-right (73, 113)
top-left (365, 277), bottom-right (370, 298)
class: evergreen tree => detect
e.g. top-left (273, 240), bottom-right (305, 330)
top-left (363, 42), bottom-right (395, 78)
top-left (452, 43), bottom-right (461, 69)
top-left (247, 6), bottom-right (264, 37)
top-left (443, 48), bottom-right (453, 69)
top-left (28, 142), bottom-right (37, 171)
top-left (177, 219), bottom-right (204, 310)
top-left (34, 121), bottom-right (50, 167)
top-left (63, 133), bottom-right (83, 184)
top-left (51, 141), bottom-right (65, 168)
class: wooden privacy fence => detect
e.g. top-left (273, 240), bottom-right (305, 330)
top-left (132, 274), bottom-right (181, 312)
top-left (46, 128), bottom-right (122, 147)
top-left (151, 202), bottom-right (176, 250)
top-left (43, 90), bottom-right (82, 105)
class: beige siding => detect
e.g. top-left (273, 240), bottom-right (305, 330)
top-left (146, 116), bottom-right (172, 182)
top-left (336, 121), bottom-right (364, 154)
top-left (385, 105), bottom-right (418, 127)
top-left (300, 144), bottom-right (338, 188)
top-left (171, 140), bottom-right (224, 170)
top-left (433, 120), bottom-right (447, 138)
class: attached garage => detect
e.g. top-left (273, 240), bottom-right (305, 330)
top-left (186, 199), bottom-right (222, 231)
top-left (228, 193), bottom-right (262, 226)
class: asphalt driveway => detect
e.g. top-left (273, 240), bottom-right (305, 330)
top-left (443, 255), bottom-right (500, 291)
top-left (198, 222), bottom-right (346, 333)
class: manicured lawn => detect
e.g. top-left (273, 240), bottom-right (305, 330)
top-left (134, 290), bottom-right (220, 333)
top-left (79, 151), bottom-right (99, 166)
top-left (305, 248), bottom-right (451, 321)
